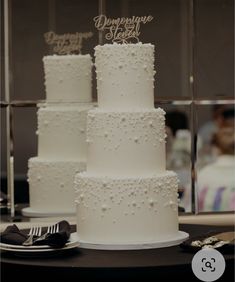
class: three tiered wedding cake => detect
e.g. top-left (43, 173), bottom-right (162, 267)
top-left (75, 43), bottom-right (188, 249)
top-left (23, 54), bottom-right (93, 216)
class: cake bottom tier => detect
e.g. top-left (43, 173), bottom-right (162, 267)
top-left (27, 157), bottom-right (86, 215)
top-left (74, 171), bottom-right (180, 245)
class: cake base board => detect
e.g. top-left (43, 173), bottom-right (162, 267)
top-left (21, 207), bottom-right (76, 218)
top-left (78, 231), bottom-right (189, 250)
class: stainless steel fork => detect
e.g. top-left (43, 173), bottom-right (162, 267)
top-left (23, 226), bottom-right (42, 246)
top-left (32, 223), bottom-right (60, 243)
top-left (47, 223), bottom-right (59, 234)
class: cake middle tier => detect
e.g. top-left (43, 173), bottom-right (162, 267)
top-left (38, 104), bottom-right (93, 160)
top-left (86, 108), bottom-right (166, 177)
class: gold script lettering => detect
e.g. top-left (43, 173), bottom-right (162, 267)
top-left (44, 31), bottom-right (93, 55)
top-left (93, 15), bottom-right (153, 43)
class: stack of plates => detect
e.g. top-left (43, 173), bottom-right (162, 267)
top-left (0, 232), bottom-right (79, 256)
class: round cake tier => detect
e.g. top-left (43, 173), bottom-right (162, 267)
top-left (95, 43), bottom-right (155, 110)
top-left (86, 108), bottom-right (166, 177)
top-left (37, 104), bottom-right (92, 160)
top-left (43, 54), bottom-right (92, 103)
top-left (75, 171), bottom-right (179, 245)
top-left (27, 158), bottom-right (86, 215)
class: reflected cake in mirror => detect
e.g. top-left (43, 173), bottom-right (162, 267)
top-left (23, 54), bottom-right (93, 216)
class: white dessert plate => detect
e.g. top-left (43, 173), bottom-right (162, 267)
top-left (22, 207), bottom-right (76, 217)
top-left (0, 232), bottom-right (79, 252)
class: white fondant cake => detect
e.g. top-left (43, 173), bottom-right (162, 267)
top-left (24, 54), bottom-right (93, 216)
top-left (75, 43), bottom-right (186, 248)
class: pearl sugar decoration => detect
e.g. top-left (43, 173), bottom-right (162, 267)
top-left (75, 171), bottom-right (179, 222)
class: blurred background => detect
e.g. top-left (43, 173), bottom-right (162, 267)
top-left (1, 0), bottom-right (234, 214)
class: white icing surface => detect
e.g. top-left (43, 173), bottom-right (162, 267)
top-left (95, 43), bottom-right (155, 109)
top-left (37, 104), bottom-right (92, 160)
top-left (86, 108), bottom-right (166, 176)
top-left (43, 54), bottom-right (92, 103)
top-left (75, 171), bottom-right (179, 244)
top-left (28, 158), bottom-right (86, 214)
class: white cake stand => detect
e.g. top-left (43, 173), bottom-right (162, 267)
top-left (21, 207), bottom-right (76, 218)
top-left (78, 231), bottom-right (189, 250)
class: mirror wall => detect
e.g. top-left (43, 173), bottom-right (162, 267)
top-left (1, 0), bottom-right (234, 215)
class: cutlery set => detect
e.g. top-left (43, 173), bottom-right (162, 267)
top-left (23, 223), bottom-right (59, 246)
top-left (0, 221), bottom-right (79, 256)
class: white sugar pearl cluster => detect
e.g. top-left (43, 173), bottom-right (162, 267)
top-left (87, 108), bottom-right (166, 151)
top-left (75, 171), bottom-right (179, 222)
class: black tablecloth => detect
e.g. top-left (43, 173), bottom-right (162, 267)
top-left (1, 224), bottom-right (234, 282)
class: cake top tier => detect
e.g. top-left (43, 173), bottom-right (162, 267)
top-left (43, 54), bottom-right (92, 103)
top-left (95, 43), bottom-right (155, 110)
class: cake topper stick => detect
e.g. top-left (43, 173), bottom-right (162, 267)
top-left (93, 15), bottom-right (153, 44)
top-left (44, 31), bottom-right (93, 55)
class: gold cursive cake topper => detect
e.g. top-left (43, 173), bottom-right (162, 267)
top-left (44, 31), bottom-right (93, 55)
top-left (93, 14), bottom-right (153, 44)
